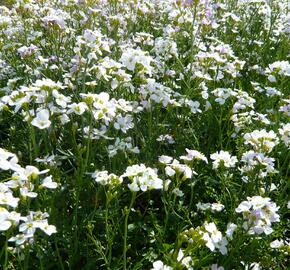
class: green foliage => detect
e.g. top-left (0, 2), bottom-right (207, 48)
top-left (0, 0), bottom-right (289, 269)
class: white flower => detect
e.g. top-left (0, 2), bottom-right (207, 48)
top-left (20, 187), bottom-right (38, 198)
top-left (107, 137), bottom-right (139, 157)
top-left (211, 264), bottom-right (224, 270)
top-left (242, 262), bottom-right (262, 270)
top-left (196, 202), bottom-right (211, 211)
top-left (156, 135), bottom-right (175, 144)
top-left (202, 232), bottom-right (215, 251)
top-left (180, 149), bottom-right (208, 163)
top-left (9, 234), bottom-right (31, 246)
top-left (120, 48), bottom-right (153, 75)
top-left (92, 171), bottom-right (110, 185)
top-left (52, 90), bottom-right (71, 108)
top-left (0, 148), bottom-right (20, 171)
top-left (210, 150), bottom-right (238, 169)
top-left (89, 92), bottom-right (117, 121)
top-left (267, 60), bottom-right (290, 77)
top-left (151, 260), bottom-right (172, 270)
top-left (67, 102), bottom-right (88, 115)
top-left (201, 222), bottom-right (228, 255)
top-left (38, 223), bottom-right (57, 236)
top-left (33, 78), bottom-right (63, 91)
top-left (243, 129), bottom-right (279, 153)
top-left (240, 151), bottom-right (277, 178)
top-left (0, 207), bottom-right (12, 231)
top-left (19, 211), bottom-right (57, 237)
top-left (7, 211), bottom-right (22, 225)
top-left (196, 202), bottom-right (224, 213)
top-left (177, 249), bottom-right (192, 268)
top-left (211, 203), bottom-right (225, 212)
top-left (168, 159), bottom-right (196, 179)
top-left (35, 154), bottom-right (58, 167)
top-left (41, 176), bottom-right (58, 189)
top-left (0, 220), bottom-right (11, 231)
top-left (59, 114), bottom-right (70, 125)
top-left (114, 115), bottom-right (134, 133)
top-left (43, 15), bottom-right (66, 29)
top-left (0, 190), bottom-right (19, 208)
top-left (268, 75), bottom-right (276, 82)
top-left (232, 91), bottom-right (255, 113)
top-left (270, 239), bottom-right (284, 249)
top-left (122, 164), bottom-right (163, 192)
top-left (19, 166), bottom-right (49, 180)
top-left (165, 166), bottom-right (176, 177)
top-left (154, 37), bottom-right (178, 59)
top-left (31, 109), bottom-right (51, 129)
top-left (158, 155), bottom-right (173, 165)
top-left (187, 100), bottom-right (202, 114)
top-left (0, 153), bottom-right (12, 171)
top-left (279, 99), bottom-right (290, 117)
top-left (17, 44), bottom-right (38, 58)
top-left (172, 188), bottom-right (184, 197)
top-left (279, 123), bottom-right (290, 147)
top-left (212, 88), bottom-right (234, 105)
top-left (92, 171), bottom-right (122, 186)
top-left (235, 196), bottom-right (280, 235)
top-left (19, 221), bottom-right (36, 235)
top-left (225, 223), bottom-right (237, 239)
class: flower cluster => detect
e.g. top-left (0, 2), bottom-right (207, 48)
top-left (0, 0), bottom-right (289, 268)
top-left (0, 148), bottom-right (57, 249)
top-left (182, 222), bottom-right (229, 256)
top-left (200, 222), bottom-right (228, 255)
top-left (210, 150), bottom-right (238, 170)
top-left (92, 171), bottom-right (122, 186)
top-left (121, 164), bottom-right (163, 192)
top-left (243, 129), bottom-right (279, 153)
top-left (235, 196), bottom-right (280, 235)
top-left (196, 202), bottom-right (225, 213)
top-left (159, 155), bottom-right (196, 180)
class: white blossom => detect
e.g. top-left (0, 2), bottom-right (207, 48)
top-left (31, 109), bottom-right (51, 129)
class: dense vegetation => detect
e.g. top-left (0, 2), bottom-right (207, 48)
top-left (0, 0), bottom-right (289, 269)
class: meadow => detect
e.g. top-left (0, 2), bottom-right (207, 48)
top-left (0, 0), bottom-right (289, 269)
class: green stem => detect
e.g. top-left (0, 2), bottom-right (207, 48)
top-left (162, 177), bottom-right (170, 238)
top-left (188, 182), bottom-right (194, 211)
top-left (55, 240), bottom-right (65, 270)
top-left (123, 192), bottom-right (136, 270)
top-left (30, 124), bottom-right (39, 158)
top-left (83, 109), bottom-right (93, 173)
top-left (105, 189), bottom-right (112, 267)
top-left (4, 233), bottom-right (8, 269)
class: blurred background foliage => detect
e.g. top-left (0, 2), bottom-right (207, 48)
top-left (0, 0), bottom-right (15, 8)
